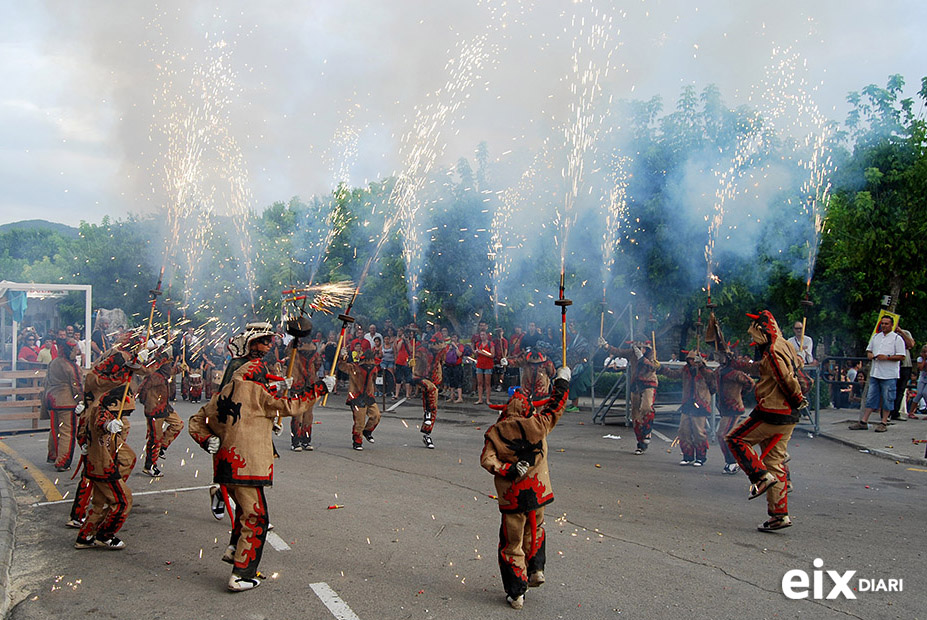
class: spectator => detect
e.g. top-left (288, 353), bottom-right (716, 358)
top-left (492, 327), bottom-right (509, 392)
top-left (909, 345), bottom-right (927, 418)
top-left (564, 320), bottom-right (591, 412)
top-left (444, 333), bottom-right (464, 403)
top-left (889, 325), bottom-right (915, 420)
top-left (364, 324), bottom-right (382, 350)
top-left (393, 328), bottom-right (413, 399)
top-left (520, 322), bottom-right (541, 351)
top-left (846, 371), bottom-right (866, 409)
top-left (474, 331), bottom-right (495, 404)
top-left (18, 333), bottom-right (40, 363)
top-left (850, 315), bottom-right (905, 432)
top-left (90, 317), bottom-right (111, 362)
top-left (37, 339), bottom-right (56, 364)
top-left (787, 321), bottom-right (815, 365)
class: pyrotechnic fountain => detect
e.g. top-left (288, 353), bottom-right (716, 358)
top-left (599, 155), bottom-right (631, 334)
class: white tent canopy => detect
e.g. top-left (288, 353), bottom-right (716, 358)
top-left (0, 281), bottom-right (92, 369)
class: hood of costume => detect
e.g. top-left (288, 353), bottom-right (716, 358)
top-left (744, 310), bottom-right (804, 422)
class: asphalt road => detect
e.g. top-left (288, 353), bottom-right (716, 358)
top-left (1, 397), bottom-right (923, 619)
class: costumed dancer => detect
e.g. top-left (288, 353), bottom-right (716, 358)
top-left (73, 333), bottom-right (157, 550)
top-left (188, 324), bottom-right (334, 592)
top-left (338, 348), bottom-right (381, 451)
top-left (42, 337), bottom-right (84, 472)
top-left (481, 365), bottom-right (571, 610)
top-left (660, 349), bottom-right (716, 466)
top-left (505, 340), bottom-right (557, 400)
top-left (599, 338), bottom-right (659, 455)
top-left (288, 337), bottom-right (322, 451)
top-left (138, 351), bottom-right (184, 477)
top-left (410, 334), bottom-right (448, 449)
top-left (725, 310), bottom-right (806, 532)
top-left (715, 347), bottom-right (755, 474)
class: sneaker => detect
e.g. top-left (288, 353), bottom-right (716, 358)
top-left (65, 518), bottom-right (84, 529)
top-left (302, 443), bottom-right (314, 451)
top-left (290, 445), bottom-right (303, 452)
top-left (565, 405), bottom-right (581, 412)
top-left (74, 537), bottom-right (95, 549)
top-left (210, 487), bottom-right (226, 520)
top-left (221, 544), bottom-right (236, 564)
top-left (142, 465), bottom-right (163, 477)
top-left (506, 594), bottom-right (525, 609)
top-left (679, 459), bottom-right (693, 466)
top-left (693, 459), bottom-right (705, 467)
top-left (353, 442), bottom-right (364, 451)
top-left (757, 515), bottom-right (792, 532)
top-left (228, 574), bottom-right (261, 592)
top-left (422, 434), bottom-right (435, 449)
top-left (93, 536), bottom-right (126, 550)
top-left (528, 570), bottom-right (545, 587)
top-left (363, 430), bottom-right (375, 444)
top-left (633, 448), bottom-right (643, 455)
top-left (748, 472), bottom-right (777, 500)
top-left (848, 421), bottom-right (868, 430)
top-left (874, 423), bottom-right (888, 432)
top-left (722, 463), bottom-right (739, 475)
top-left (159, 446), bottom-right (167, 459)
top-left (55, 465), bottom-right (69, 472)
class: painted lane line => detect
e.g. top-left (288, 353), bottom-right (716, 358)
top-left (32, 484), bottom-right (213, 507)
top-left (267, 531), bottom-right (291, 551)
top-left (0, 440), bottom-right (63, 501)
top-left (907, 467), bottom-right (927, 473)
top-left (310, 582), bottom-right (361, 620)
top-left (651, 430), bottom-right (672, 443)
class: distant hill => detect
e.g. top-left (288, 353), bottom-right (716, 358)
top-left (0, 220), bottom-right (79, 238)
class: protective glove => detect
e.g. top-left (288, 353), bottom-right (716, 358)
top-left (206, 436), bottom-right (221, 454)
top-left (795, 398), bottom-right (809, 411)
top-left (272, 418), bottom-right (283, 436)
top-left (322, 375), bottom-right (336, 393)
top-left (74, 402), bottom-right (85, 415)
top-left (597, 337), bottom-right (608, 348)
top-left (500, 357), bottom-right (509, 367)
top-left (272, 377), bottom-right (294, 392)
top-left (633, 346), bottom-right (643, 359)
top-left (515, 461), bottom-right (530, 478)
top-left (556, 366), bottom-right (572, 383)
top-left (136, 348), bottom-right (151, 365)
top-left (146, 338), bottom-right (163, 350)
top-left (104, 418), bottom-right (124, 434)
top-left (79, 443), bottom-right (89, 455)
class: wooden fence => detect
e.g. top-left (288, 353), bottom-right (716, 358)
top-left (0, 365), bottom-right (47, 433)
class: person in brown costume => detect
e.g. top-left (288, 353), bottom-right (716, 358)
top-left (138, 351), bottom-right (184, 477)
top-left (660, 349), bottom-right (716, 466)
top-left (480, 365), bottom-right (571, 610)
top-left (506, 340), bottom-right (557, 399)
top-left (599, 337), bottom-right (660, 455)
top-left (410, 334), bottom-right (447, 449)
top-left (714, 347), bottom-right (755, 474)
top-left (42, 338), bottom-right (83, 471)
top-left (287, 338), bottom-right (322, 451)
top-left (337, 347), bottom-right (381, 450)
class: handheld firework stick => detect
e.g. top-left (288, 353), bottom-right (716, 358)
top-left (115, 266), bottom-right (165, 423)
top-left (800, 295), bottom-right (814, 356)
top-left (274, 299), bottom-right (313, 428)
top-left (648, 308), bottom-right (658, 360)
top-left (554, 271), bottom-right (573, 368)
top-left (599, 298), bottom-right (607, 342)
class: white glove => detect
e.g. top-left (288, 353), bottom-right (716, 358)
top-left (597, 337), bottom-right (608, 348)
top-left (556, 366), bottom-right (572, 383)
top-left (79, 443), bottom-right (88, 455)
top-left (206, 436), bottom-right (221, 454)
top-left (272, 377), bottom-right (294, 392)
top-left (515, 461), bottom-right (529, 478)
top-left (633, 346), bottom-right (643, 359)
top-left (272, 418), bottom-right (283, 436)
top-left (322, 375), bottom-right (336, 393)
top-left (500, 357), bottom-right (509, 367)
top-left (136, 348), bottom-right (151, 365)
top-left (104, 418), bottom-right (124, 434)
top-left (74, 402), bottom-right (85, 415)
top-left (146, 338), bottom-right (161, 350)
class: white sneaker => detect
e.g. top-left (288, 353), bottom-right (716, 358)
top-left (65, 518), bottom-right (84, 529)
top-left (93, 536), bottom-right (126, 550)
top-left (528, 570), bottom-right (545, 587)
top-left (506, 594), bottom-right (524, 609)
top-left (422, 434), bottom-right (435, 449)
top-left (221, 545), bottom-right (236, 564)
top-left (228, 574), bottom-right (261, 592)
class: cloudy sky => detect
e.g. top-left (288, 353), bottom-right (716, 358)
top-left (1, 0), bottom-right (924, 227)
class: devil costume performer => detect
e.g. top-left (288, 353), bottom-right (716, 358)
top-left (601, 339), bottom-right (659, 454)
top-left (661, 350), bottom-right (716, 466)
top-left (725, 310), bottom-right (806, 532)
top-left (337, 348), bottom-right (381, 450)
top-left (189, 322), bottom-right (333, 591)
top-left (288, 338), bottom-right (322, 451)
top-left (480, 366), bottom-right (571, 610)
top-left (138, 351), bottom-right (184, 477)
top-left (506, 341), bottom-right (557, 399)
top-left (411, 335), bottom-right (447, 449)
top-left (714, 349), bottom-right (755, 474)
top-left (42, 338), bottom-right (83, 471)
top-left (73, 333), bottom-right (156, 550)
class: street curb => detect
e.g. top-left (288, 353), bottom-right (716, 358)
top-left (817, 432), bottom-right (927, 467)
top-left (0, 464), bottom-right (17, 619)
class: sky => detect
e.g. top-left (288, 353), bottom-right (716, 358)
top-left (0, 0), bottom-right (925, 228)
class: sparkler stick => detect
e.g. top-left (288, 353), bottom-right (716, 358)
top-left (599, 297), bottom-right (607, 342)
top-left (321, 289), bottom-right (358, 407)
top-left (554, 269), bottom-right (573, 368)
top-left (116, 266), bottom-right (165, 422)
top-left (800, 284), bottom-right (813, 360)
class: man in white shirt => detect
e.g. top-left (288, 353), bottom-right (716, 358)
top-left (363, 324), bottom-right (382, 350)
top-left (787, 322), bottom-right (814, 365)
top-left (850, 315), bottom-right (906, 432)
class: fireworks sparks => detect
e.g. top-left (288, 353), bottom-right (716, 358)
top-left (282, 281), bottom-right (356, 316)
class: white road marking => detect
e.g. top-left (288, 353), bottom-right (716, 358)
top-left (386, 397), bottom-right (407, 412)
top-left (311, 582), bottom-right (361, 620)
top-left (651, 430), bottom-right (672, 443)
top-left (266, 531), bottom-right (291, 551)
top-left (31, 484), bottom-right (214, 507)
